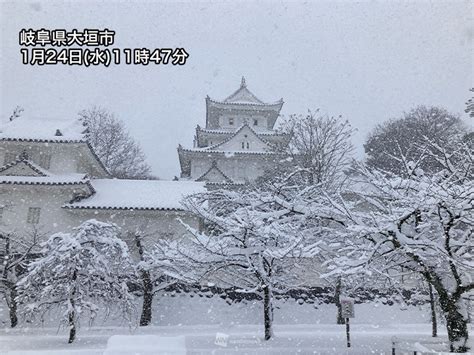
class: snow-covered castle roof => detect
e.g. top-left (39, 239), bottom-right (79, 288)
top-left (205, 77), bottom-right (284, 130)
top-left (209, 77), bottom-right (283, 107)
top-left (64, 179), bottom-right (206, 211)
top-left (0, 116), bottom-right (86, 143)
top-left (222, 77), bottom-right (265, 104)
top-left (0, 174), bottom-right (92, 187)
top-left (0, 116), bottom-right (109, 177)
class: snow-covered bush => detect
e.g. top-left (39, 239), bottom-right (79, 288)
top-left (16, 219), bottom-right (135, 343)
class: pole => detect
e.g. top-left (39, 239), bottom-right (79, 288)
top-left (346, 318), bottom-right (350, 347)
top-left (391, 336), bottom-right (398, 355)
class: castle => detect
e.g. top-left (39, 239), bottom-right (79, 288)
top-left (0, 78), bottom-right (285, 247)
top-left (0, 117), bottom-right (203, 246)
top-left (178, 77), bottom-right (289, 184)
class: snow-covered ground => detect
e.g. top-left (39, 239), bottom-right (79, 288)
top-left (1, 295), bottom-right (472, 354)
top-left (1, 323), bottom-right (463, 355)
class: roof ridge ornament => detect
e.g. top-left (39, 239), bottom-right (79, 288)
top-left (240, 76), bottom-right (247, 88)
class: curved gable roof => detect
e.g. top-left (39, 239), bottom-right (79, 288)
top-left (0, 158), bottom-right (50, 177)
top-left (196, 161), bottom-right (233, 183)
top-left (207, 77), bottom-right (283, 108)
top-left (223, 77), bottom-right (264, 104)
top-left (206, 124), bottom-right (274, 151)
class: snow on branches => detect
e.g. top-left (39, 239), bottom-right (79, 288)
top-left (294, 149), bottom-right (473, 352)
top-left (0, 228), bottom-right (41, 328)
top-left (16, 220), bottom-right (135, 343)
top-left (252, 133), bottom-right (473, 351)
top-left (146, 188), bottom-right (321, 340)
top-left (270, 110), bottom-right (355, 190)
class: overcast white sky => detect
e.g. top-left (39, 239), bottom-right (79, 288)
top-left (0, 0), bottom-right (472, 179)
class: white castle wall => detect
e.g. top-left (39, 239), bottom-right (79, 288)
top-left (0, 184), bottom-right (83, 238)
top-left (0, 183), bottom-right (200, 255)
top-left (0, 141), bottom-right (105, 177)
top-left (218, 113), bottom-right (269, 130)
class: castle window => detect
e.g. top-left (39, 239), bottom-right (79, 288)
top-left (246, 142), bottom-right (250, 149)
top-left (229, 117), bottom-right (234, 125)
top-left (253, 119), bottom-right (258, 126)
top-left (39, 154), bottom-right (52, 169)
top-left (27, 207), bottom-right (41, 224)
top-left (241, 142), bottom-right (250, 150)
top-left (241, 142), bottom-right (245, 149)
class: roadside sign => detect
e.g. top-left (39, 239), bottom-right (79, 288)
top-left (340, 297), bottom-right (355, 348)
top-left (341, 297), bottom-right (355, 318)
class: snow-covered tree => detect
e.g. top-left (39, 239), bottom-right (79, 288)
top-left (133, 232), bottom-right (176, 326)
top-left (364, 105), bottom-right (468, 175)
top-left (17, 220), bottom-right (135, 343)
top-left (0, 228), bottom-right (41, 328)
top-left (259, 112), bottom-right (356, 323)
top-left (309, 155), bottom-right (473, 352)
top-left (78, 106), bottom-right (153, 179)
top-left (269, 110), bottom-right (355, 189)
top-left (146, 188), bottom-right (318, 340)
top-left (260, 129), bottom-right (473, 351)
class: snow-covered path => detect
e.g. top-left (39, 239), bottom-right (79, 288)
top-left (1, 323), bottom-right (469, 354)
top-left (1, 298), bottom-right (472, 354)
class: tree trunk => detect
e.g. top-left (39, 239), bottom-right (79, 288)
top-left (139, 270), bottom-right (153, 326)
top-left (429, 277), bottom-right (469, 352)
top-left (334, 277), bottom-right (344, 324)
top-left (135, 233), bottom-right (154, 327)
top-left (428, 282), bottom-right (437, 337)
top-left (2, 235), bottom-right (17, 328)
top-left (68, 301), bottom-right (76, 344)
top-left (263, 285), bottom-right (273, 341)
top-left (444, 300), bottom-right (469, 353)
top-left (68, 270), bottom-right (77, 344)
top-left (9, 285), bottom-right (18, 328)
top-left (466, 298), bottom-right (472, 324)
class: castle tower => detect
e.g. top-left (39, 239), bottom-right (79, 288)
top-left (177, 78), bottom-right (289, 184)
